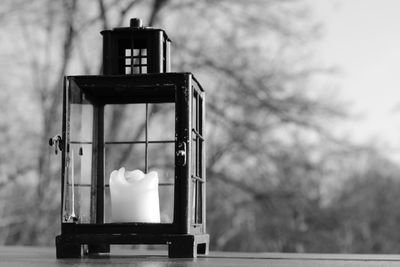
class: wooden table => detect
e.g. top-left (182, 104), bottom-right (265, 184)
top-left (2, 246), bottom-right (400, 266)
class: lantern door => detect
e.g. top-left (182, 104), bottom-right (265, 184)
top-left (61, 77), bottom-right (94, 224)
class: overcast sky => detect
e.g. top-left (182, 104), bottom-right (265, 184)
top-left (308, 0), bottom-right (400, 160)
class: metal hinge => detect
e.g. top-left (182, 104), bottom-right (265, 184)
top-left (49, 135), bottom-right (63, 155)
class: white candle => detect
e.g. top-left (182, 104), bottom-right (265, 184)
top-left (109, 167), bottom-right (160, 223)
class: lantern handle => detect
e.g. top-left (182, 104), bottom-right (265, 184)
top-left (49, 135), bottom-right (63, 155)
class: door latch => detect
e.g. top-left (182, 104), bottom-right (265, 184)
top-left (176, 142), bottom-right (187, 166)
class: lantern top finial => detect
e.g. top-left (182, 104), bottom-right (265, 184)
top-left (130, 18), bottom-right (143, 28)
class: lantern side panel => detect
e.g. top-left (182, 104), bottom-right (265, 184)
top-left (189, 79), bottom-right (206, 233)
top-left (63, 79), bottom-right (95, 224)
top-left (61, 74), bottom-right (204, 236)
top-left (102, 102), bottom-right (176, 223)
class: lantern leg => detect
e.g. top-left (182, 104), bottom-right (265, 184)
top-left (168, 237), bottom-right (196, 258)
top-left (55, 235), bottom-right (81, 258)
top-left (197, 242), bottom-right (209, 255)
top-left (168, 235), bottom-right (209, 258)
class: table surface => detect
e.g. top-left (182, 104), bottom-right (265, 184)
top-left (3, 246), bottom-right (400, 267)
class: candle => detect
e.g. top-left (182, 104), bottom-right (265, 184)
top-left (109, 167), bottom-right (160, 223)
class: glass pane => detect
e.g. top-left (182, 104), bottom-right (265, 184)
top-left (104, 104), bottom-right (146, 142)
top-left (192, 91), bottom-right (198, 132)
top-left (159, 186), bottom-right (174, 223)
top-left (64, 146), bottom-right (91, 223)
top-left (105, 144), bottom-right (145, 181)
top-left (190, 179), bottom-right (203, 224)
top-left (64, 82), bottom-right (93, 224)
top-left (191, 179), bottom-right (196, 224)
top-left (191, 137), bottom-right (198, 176)
top-left (197, 181), bottom-right (203, 223)
top-left (148, 143), bottom-right (174, 180)
top-left (105, 143), bottom-right (175, 223)
top-left (149, 143), bottom-right (174, 223)
top-left (69, 105), bottom-right (93, 142)
top-left (104, 186), bottom-right (111, 223)
top-left (148, 103), bottom-right (175, 141)
top-left (106, 143), bottom-right (162, 223)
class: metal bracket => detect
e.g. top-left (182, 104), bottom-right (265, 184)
top-left (176, 141), bottom-right (187, 166)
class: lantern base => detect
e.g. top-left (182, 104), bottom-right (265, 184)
top-left (55, 233), bottom-right (209, 258)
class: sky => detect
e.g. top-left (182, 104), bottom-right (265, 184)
top-left (308, 0), bottom-right (400, 161)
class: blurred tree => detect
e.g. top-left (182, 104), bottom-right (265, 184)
top-left (0, 0), bottom-right (358, 253)
top-left (327, 151), bottom-right (400, 253)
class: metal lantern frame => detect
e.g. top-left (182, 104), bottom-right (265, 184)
top-left (54, 19), bottom-right (209, 258)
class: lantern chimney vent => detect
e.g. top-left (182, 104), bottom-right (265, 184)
top-left (130, 18), bottom-right (143, 28)
top-left (101, 17), bottom-right (171, 74)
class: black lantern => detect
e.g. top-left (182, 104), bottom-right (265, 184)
top-left (51, 18), bottom-right (209, 258)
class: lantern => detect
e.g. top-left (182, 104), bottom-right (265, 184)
top-left (51, 18), bottom-right (209, 258)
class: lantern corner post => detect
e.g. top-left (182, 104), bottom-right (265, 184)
top-left (87, 103), bottom-right (110, 255)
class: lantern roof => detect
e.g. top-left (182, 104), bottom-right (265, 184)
top-left (100, 18), bottom-right (171, 42)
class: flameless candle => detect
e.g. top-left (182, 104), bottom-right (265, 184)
top-left (109, 168), bottom-right (160, 223)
